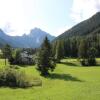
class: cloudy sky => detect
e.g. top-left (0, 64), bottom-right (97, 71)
top-left (0, 0), bottom-right (100, 36)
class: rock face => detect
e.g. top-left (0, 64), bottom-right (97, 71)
top-left (0, 28), bottom-right (55, 48)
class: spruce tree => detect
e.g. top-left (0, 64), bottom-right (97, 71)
top-left (2, 44), bottom-right (12, 65)
top-left (55, 40), bottom-right (64, 63)
top-left (14, 49), bottom-right (21, 64)
top-left (87, 47), bottom-right (97, 66)
top-left (37, 37), bottom-right (56, 76)
top-left (78, 39), bottom-right (88, 65)
top-left (78, 39), bottom-right (97, 66)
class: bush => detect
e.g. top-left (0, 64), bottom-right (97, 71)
top-left (16, 71), bottom-right (42, 88)
top-left (80, 59), bottom-right (88, 66)
top-left (87, 58), bottom-right (96, 66)
top-left (9, 65), bottom-right (19, 69)
top-left (0, 67), bottom-right (42, 88)
top-left (0, 53), bottom-right (3, 59)
top-left (5, 68), bottom-right (17, 87)
top-left (0, 68), bottom-right (7, 86)
top-left (80, 58), bottom-right (96, 66)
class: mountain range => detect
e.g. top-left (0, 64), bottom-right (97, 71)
top-left (0, 12), bottom-right (100, 48)
top-left (0, 28), bottom-right (55, 48)
top-left (55, 12), bottom-right (100, 41)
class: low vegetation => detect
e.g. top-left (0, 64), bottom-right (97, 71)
top-left (0, 66), bottom-right (42, 88)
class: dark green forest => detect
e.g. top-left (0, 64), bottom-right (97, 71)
top-left (52, 12), bottom-right (100, 66)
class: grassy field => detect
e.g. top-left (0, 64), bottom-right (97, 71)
top-left (0, 59), bottom-right (100, 100)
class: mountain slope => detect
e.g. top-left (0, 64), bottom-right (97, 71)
top-left (55, 12), bottom-right (100, 40)
top-left (0, 29), bottom-right (9, 47)
top-left (0, 28), bottom-right (55, 48)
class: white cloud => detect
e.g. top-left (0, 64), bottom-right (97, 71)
top-left (0, 0), bottom-right (39, 36)
top-left (71, 0), bottom-right (100, 23)
top-left (0, 0), bottom-right (26, 36)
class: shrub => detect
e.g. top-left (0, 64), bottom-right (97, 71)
top-left (16, 72), bottom-right (42, 88)
top-left (5, 68), bottom-right (17, 87)
top-left (0, 68), bottom-right (19, 87)
top-left (80, 58), bottom-right (96, 66)
top-left (0, 53), bottom-right (3, 58)
top-left (80, 59), bottom-right (88, 66)
top-left (0, 67), bottom-right (42, 88)
top-left (87, 58), bottom-right (96, 66)
top-left (16, 71), bottom-right (33, 88)
top-left (0, 68), bottom-right (7, 86)
top-left (9, 65), bottom-right (19, 69)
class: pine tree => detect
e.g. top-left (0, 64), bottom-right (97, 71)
top-left (55, 40), bottom-right (64, 63)
top-left (78, 39), bottom-right (88, 65)
top-left (2, 44), bottom-right (12, 65)
top-left (37, 37), bottom-right (56, 76)
top-left (14, 49), bottom-right (21, 64)
top-left (64, 39), bottom-right (71, 57)
top-left (78, 39), bottom-right (88, 59)
top-left (87, 47), bottom-right (97, 66)
top-left (52, 41), bottom-right (57, 56)
top-left (78, 38), bottom-right (97, 66)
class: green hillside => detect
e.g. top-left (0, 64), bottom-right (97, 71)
top-left (55, 12), bottom-right (100, 40)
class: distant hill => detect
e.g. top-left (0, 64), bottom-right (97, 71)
top-left (0, 28), bottom-right (55, 48)
top-left (0, 29), bottom-right (9, 47)
top-left (55, 12), bottom-right (100, 40)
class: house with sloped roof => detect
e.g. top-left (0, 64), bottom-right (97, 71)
top-left (20, 51), bottom-right (34, 65)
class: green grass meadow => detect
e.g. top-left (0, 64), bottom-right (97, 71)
top-left (0, 58), bottom-right (100, 100)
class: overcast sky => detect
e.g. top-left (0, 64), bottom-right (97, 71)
top-left (0, 0), bottom-right (100, 36)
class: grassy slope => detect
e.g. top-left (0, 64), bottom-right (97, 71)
top-left (0, 59), bottom-right (100, 100)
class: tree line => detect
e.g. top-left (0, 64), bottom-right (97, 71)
top-left (52, 34), bottom-right (100, 65)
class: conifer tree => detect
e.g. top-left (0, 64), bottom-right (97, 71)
top-left (37, 37), bottom-right (56, 76)
top-left (78, 39), bottom-right (88, 65)
top-left (2, 44), bottom-right (12, 65)
top-left (55, 40), bottom-right (64, 63)
top-left (87, 47), bottom-right (97, 66)
top-left (78, 39), bottom-right (97, 66)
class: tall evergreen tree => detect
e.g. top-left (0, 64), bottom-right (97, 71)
top-left (14, 49), bottom-right (21, 64)
top-left (37, 37), bottom-right (56, 76)
top-left (78, 38), bottom-right (97, 66)
top-left (55, 40), bottom-right (64, 63)
top-left (87, 47), bottom-right (97, 66)
top-left (52, 41), bottom-right (57, 56)
top-left (78, 39), bottom-right (88, 65)
top-left (2, 44), bottom-right (12, 65)
top-left (78, 39), bottom-right (89, 59)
